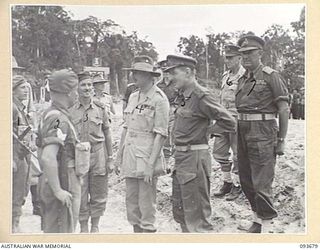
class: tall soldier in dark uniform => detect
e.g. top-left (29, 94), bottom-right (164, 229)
top-left (236, 35), bottom-right (289, 233)
top-left (37, 69), bottom-right (81, 233)
top-left (165, 55), bottom-right (236, 233)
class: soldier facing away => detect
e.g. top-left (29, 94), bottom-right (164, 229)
top-left (37, 69), bottom-right (81, 233)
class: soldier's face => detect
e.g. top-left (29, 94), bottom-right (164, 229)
top-left (13, 82), bottom-right (29, 101)
top-left (132, 71), bottom-right (152, 88)
top-left (241, 49), bottom-right (261, 70)
top-left (163, 72), bottom-right (173, 84)
top-left (78, 79), bottom-right (93, 98)
top-left (171, 67), bottom-right (191, 90)
top-left (225, 55), bottom-right (241, 70)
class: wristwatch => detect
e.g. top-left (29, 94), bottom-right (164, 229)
top-left (278, 137), bottom-right (285, 142)
top-left (107, 156), bottom-right (113, 161)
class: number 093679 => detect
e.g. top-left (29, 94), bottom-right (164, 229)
top-left (300, 244), bottom-right (319, 249)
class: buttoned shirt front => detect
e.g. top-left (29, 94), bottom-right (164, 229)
top-left (69, 99), bottom-right (110, 144)
top-left (122, 84), bottom-right (170, 178)
top-left (235, 64), bottom-right (289, 114)
top-left (220, 65), bottom-right (245, 116)
top-left (173, 82), bottom-right (236, 146)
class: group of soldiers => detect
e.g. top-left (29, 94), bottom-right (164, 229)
top-left (12, 34), bottom-right (290, 234)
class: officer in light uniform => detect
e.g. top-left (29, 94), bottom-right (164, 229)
top-left (115, 55), bottom-right (169, 233)
top-left (212, 44), bottom-right (245, 201)
top-left (236, 35), bottom-right (289, 233)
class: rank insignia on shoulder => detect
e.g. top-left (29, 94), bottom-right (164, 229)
top-left (262, 66), bottom-right (276, 75)
top-left (57, 128), bottom-right (67, 141)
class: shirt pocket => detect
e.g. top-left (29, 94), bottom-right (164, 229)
top-left (89, 116), bottom-right (103, 136)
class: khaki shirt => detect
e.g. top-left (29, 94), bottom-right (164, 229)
top-left (173, 82), bottom-right (236, 146)
top-left (69, 99), bottom-right (110, 145)
top-left (93, 92), bottom-right (114, 117)
top-left (122, 84), bottom-right (170, 178)
top-left (236, 64), bottom-right (289, 114)
top-left (220, 65), bottom-right (245, 116)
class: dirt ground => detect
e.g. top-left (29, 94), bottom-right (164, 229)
top-left (19, 102), bottom-right (305, 234)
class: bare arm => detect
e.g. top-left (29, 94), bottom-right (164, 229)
top-left (103, 127), bottom-right (113, 157)
top-left (41, 144), bottom-right (72, 206)
top-left (148, 134), bottom-right (166, 168)
top-left (277, 100), bottom-right (289, 139)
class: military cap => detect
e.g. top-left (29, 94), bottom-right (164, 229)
top-left (49, 69), bottom-right (78, 93)
top-left (224, 44), bottom-right (241, 56)
top-left (78, 71), bottom-right (92, 83)
top-left (237, 35), bottom-right (265, 52)
top-left (123, 55), bottom-right (161, 77)
top-left (157, 60), bottom-right (169, 69)
top-left (92, 74), bottom-right (108, 84)
top-left (12, 75), bottom-right (27, 90)
top-left (164, 54), bottom-right (197, 72)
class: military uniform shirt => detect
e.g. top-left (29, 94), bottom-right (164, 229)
top-left (157, 80), bottom-right (179, 106)
top-left (122, 84), bottom-right (170, 178)
top-left (37, 104), bottom-right (77, 184)
top-left (235, 64), bottom-right (289, 114)
top-left (220, 65), bottom-right (245, 116)
top-left (173, 82), bottom-right (236, 146)
top-left (69, 100), bottom-right (110, 144)
top-left (93, 92), bottom-right (113, 116)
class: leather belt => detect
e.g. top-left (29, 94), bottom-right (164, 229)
top-left (175, 144), bottom-right (209, 152)
top-left (238, 113), bottom-right (276, 121)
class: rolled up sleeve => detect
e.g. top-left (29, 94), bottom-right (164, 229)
top-left (199, 94), bottom-right (236, 133)
top-left (153, 97), bottom-right (170, 137)
top-left (41, 116), bottom-right (69, 147)
top-left (269, 72), bottom-right (289, 103)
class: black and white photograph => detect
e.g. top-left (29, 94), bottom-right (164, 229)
top-left (10, 3), bottom-right (305, 235)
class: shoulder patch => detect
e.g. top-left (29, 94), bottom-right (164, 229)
top-left (262, 66), bottom-right (277, 75)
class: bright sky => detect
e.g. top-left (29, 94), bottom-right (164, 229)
top-left (64, 4), bottom-right (304, 60)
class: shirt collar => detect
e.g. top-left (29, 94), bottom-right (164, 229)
top-left (253, 63), bottom-right (263, 77)
top-left (139, 84), bottom-right (157, 100)
top-left (76, 98), bottom-right (94, 109)
top-left (182, 82), bottom-right (196, 98)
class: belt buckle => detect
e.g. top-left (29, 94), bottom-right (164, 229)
top-left (186, 144), bottom-right (191, 151)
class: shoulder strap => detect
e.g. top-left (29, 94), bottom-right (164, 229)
top-left (262, 66), bottom-right (276, 75)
